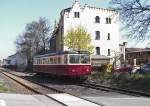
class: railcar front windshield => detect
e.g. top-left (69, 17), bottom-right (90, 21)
top-left (69, 54), bottom-right (90, 64)
top-left (80, 54), bottom-right (90, 64)
top-left (69, 55), bottom-right (80, 63)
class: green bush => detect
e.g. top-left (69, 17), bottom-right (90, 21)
top-left (90, 71), bottom-right (150, 92)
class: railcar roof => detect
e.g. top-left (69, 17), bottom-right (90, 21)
top-left (34, 51), bottom-right (90, 58)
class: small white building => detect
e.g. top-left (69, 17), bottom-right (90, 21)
top-left (2, 59), bottom-right (10, 67)
top-left (7, 54), bottom-right (17, 66)
top-left (0, 60), bottom-right (2, 67)
top-left (50, 1), bottom-right (120, 65)
top-left (4, 52), bottom-right (27, 71)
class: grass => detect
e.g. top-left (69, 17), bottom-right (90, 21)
top-left (0, 80), bottom-right (15, 93)
top-left (90, 71), bottom-right (150, 93)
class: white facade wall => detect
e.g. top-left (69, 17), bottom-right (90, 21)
top-left (7, 55), bottom-right (17, 66)
top-left (0, 60), bottom-right (2, 66)
top-left (16, 53), bottom-right (27, 66)
top-left (62, 1), bottom-right (120, 58)
top-left (6, 53), bottom-right (27, 70)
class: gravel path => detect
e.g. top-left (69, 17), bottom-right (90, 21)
top-left (0, 69), bottom-right (34, 94)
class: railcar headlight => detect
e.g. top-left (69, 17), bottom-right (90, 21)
top-left (72, 69), bottom-right (75, 72)
top-left (86, 69), bottom-right (89, 72)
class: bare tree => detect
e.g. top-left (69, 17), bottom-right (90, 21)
top-left (110, 0), bottom-right (150, 41)
top-left (38, 17), bottom-right (50, 53)
top-left (15, 17), bottom-right (51, 70)
top-left (26, 17), bottom-right (51, 54)
top-left (15, 32), bottom-right (33, 66)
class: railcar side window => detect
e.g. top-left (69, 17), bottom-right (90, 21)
top-left (34, 59), bottom-right (37, 64)
top-left (43, 58), bottom-right (46, 64)
top-left (49, 57), bottom-right (53, 64)
top-left (64, 55), bottom-right (68, 64)
top-left (58, 56), bottom-right (61, 64)
top-left (46, 58), bottom-right (48, 64)
top-left (38, 59), bottom-right (40, 64)
top-left (69, 55), bottom-right (80, 64)
top-left (40, 59), bottom-right (42, 64)
top-left (80, 55), bottom-right (90, 64)
top-left (54, 56), bottom-right (57, 64)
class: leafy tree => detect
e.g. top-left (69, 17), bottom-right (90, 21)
top-left (110, 0), bottom-right (150, 41)
top-left (64, 26), bottom-right (93, 53)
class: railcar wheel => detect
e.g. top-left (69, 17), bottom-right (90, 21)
top-left (36, 72), bottom-right (47, 76)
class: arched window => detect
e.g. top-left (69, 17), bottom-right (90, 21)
top-left (108, 49), bottom-right (110, 56)
top-left (107, 33), bottom-right (110, 40)
top-left (95, 31), bottom-right (100, 40)
top-left (106, 18), bottom-right (109, 24)
top-left (95, 16), bottom-right (100, 23)
top-left (109, 18), bottom-right (111, 24)
top-left (106, 17), bottom-right (111, 24)
top-left (74, 12), bottom-right (80, 18)
top-left (96, 47), bottom-right (100, 55)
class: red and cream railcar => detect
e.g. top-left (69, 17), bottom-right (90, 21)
top-left (33, 51), bottom-right (91, 77)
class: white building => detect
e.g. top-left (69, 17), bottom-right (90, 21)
top-left (50, 1), bottom-right (120, 65)
top-left (0, 60), bottom-right (2, 67)
top-left (3, 52), bottom-right (27, 70)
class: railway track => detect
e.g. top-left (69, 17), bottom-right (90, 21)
top-left (2, 68), bottom-right (150, 98)
top-left (3, 68), bottom-right (150, 98)
top-left (1, 69), bottom-right (103, 106)
top-left (0, 71), bottom-right (69, 106)
top-left (1, 71), bottom-right (64, 94)
top-left (79, 81), bottom-right (150, 97)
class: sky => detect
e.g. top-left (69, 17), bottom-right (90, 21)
top-left (0, 0), bottom-right (111, 60)
top-left (0, 0), bottom-right (147, 60)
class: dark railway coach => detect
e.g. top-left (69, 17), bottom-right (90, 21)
top-left (33, 51), bottom-right (91, 78)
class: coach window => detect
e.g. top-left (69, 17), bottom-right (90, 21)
top-left (36, 59), bottom-right (38, 64)
top-left (38, 59), bottom-right (40, 64)
top-left (40, 59), bottom-right (42, 64)
top-left (36, 59), bottom-right (37, 64)
top-left (47, 58), bottom-right (49, 64)
top-left (49, 57), bottom-right (53, 64)
top-left (54, 56), bottom-right (57, 64)
top-left (39, 59), bottom-right (41, 64)
top-left (34, 59), bottom-right (36, 64)
top-left (42, 58), bottom-right (44, 64)
top-left (64, 55), bottom-right (68, 64)
top-left (43, 58), bottom-right (45, 64)
top-left (44, 59), bottom-right (46, 64)
top-left (69, 55), bottom-right (80, 64)
top-left (45, 58), bottom-right (48, 64)
top-left (44, 58), bottom-right (46, 64)
top-left (58, 56), bottom-right (61, 64)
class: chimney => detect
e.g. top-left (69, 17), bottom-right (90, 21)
top-left (123, 42), bottom-right (127, 47)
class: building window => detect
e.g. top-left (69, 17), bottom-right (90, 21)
top-left (96, 47), bottom-right (100, 55)
top-left (108, 49), bottom-right (110, 56)
top-left (107, 33), bottom-right (110, 40)
top-left (106, 17), bottom-right (111, 24)
top-left (95, 31), bottom-right (100, 40)
top-left (95, 16), bottom-right (100, 23)
top-left (74, 12), bottom-right (80, 18)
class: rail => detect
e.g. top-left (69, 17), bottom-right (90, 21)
top-left (1, 69), bottom-right (102, 106)
top-left (79, 81), bottom-right (150, 97)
